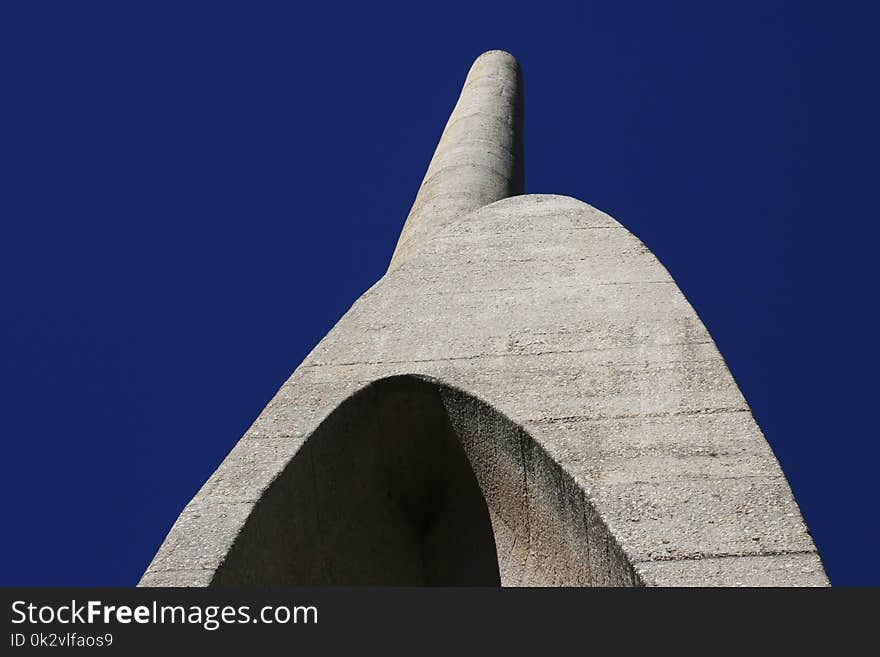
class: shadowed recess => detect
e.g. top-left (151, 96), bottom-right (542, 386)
top-left (213, 376), bottom-right (500, 585)
top-left (212, 376), bottom-right (638, 586)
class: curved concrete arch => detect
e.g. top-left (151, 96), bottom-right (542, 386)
top-left (140, 51), bottom-right (827, 586)
top-left (206, 374), bottom-right (634, 586)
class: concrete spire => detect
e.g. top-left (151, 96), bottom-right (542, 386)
top-left (389, 50), bottom-right (524, 268)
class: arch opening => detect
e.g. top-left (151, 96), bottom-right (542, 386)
top-left (213, 376), bottom-right (501, 585)
top-left (213, 375), bottom-right (639, 586)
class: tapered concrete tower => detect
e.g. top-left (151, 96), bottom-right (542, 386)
top-left (141, 51), bottom-right (827, 586)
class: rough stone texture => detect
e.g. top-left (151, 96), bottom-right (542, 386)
top-left (140, 51), bottom-right (827, 587)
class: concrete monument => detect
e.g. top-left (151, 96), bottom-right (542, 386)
top-left (140, 51), bottom-right (827, 586)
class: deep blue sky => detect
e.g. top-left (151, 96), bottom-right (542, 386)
top-left (2, 2), bottom-right (877, 586)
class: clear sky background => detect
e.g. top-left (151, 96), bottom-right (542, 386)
top-left (2, 2), bottom-right (877, 586)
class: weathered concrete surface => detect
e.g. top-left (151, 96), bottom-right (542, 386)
top-left (389, 50), bottom-right (524, 268)
top-left (140, 51), bottom-right (827, 587)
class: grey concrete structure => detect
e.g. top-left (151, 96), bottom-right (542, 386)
top-left (141, 50), bottom-right (827, 587)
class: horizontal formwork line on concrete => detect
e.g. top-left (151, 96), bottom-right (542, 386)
top-left (633, 549), bottom-right (819, 565)
top-left (380, 268), bottom-right (674, 288)
top-left (406, 186), bottom-right (505, 208)
top-left (419, 136), bottom-right (520, 162)
top-left (422, 226), bottom-right (623, 239)
top-left (527, 406), bottom-right (751, 425)
top-left (302, 341), bottom-right (717, 368)
top-left (573, 472), bottom-right (786, 487)
top-left (438, 111), bottom-right (519, 139)
top-left (418, 162), bottom-right (517, 192)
